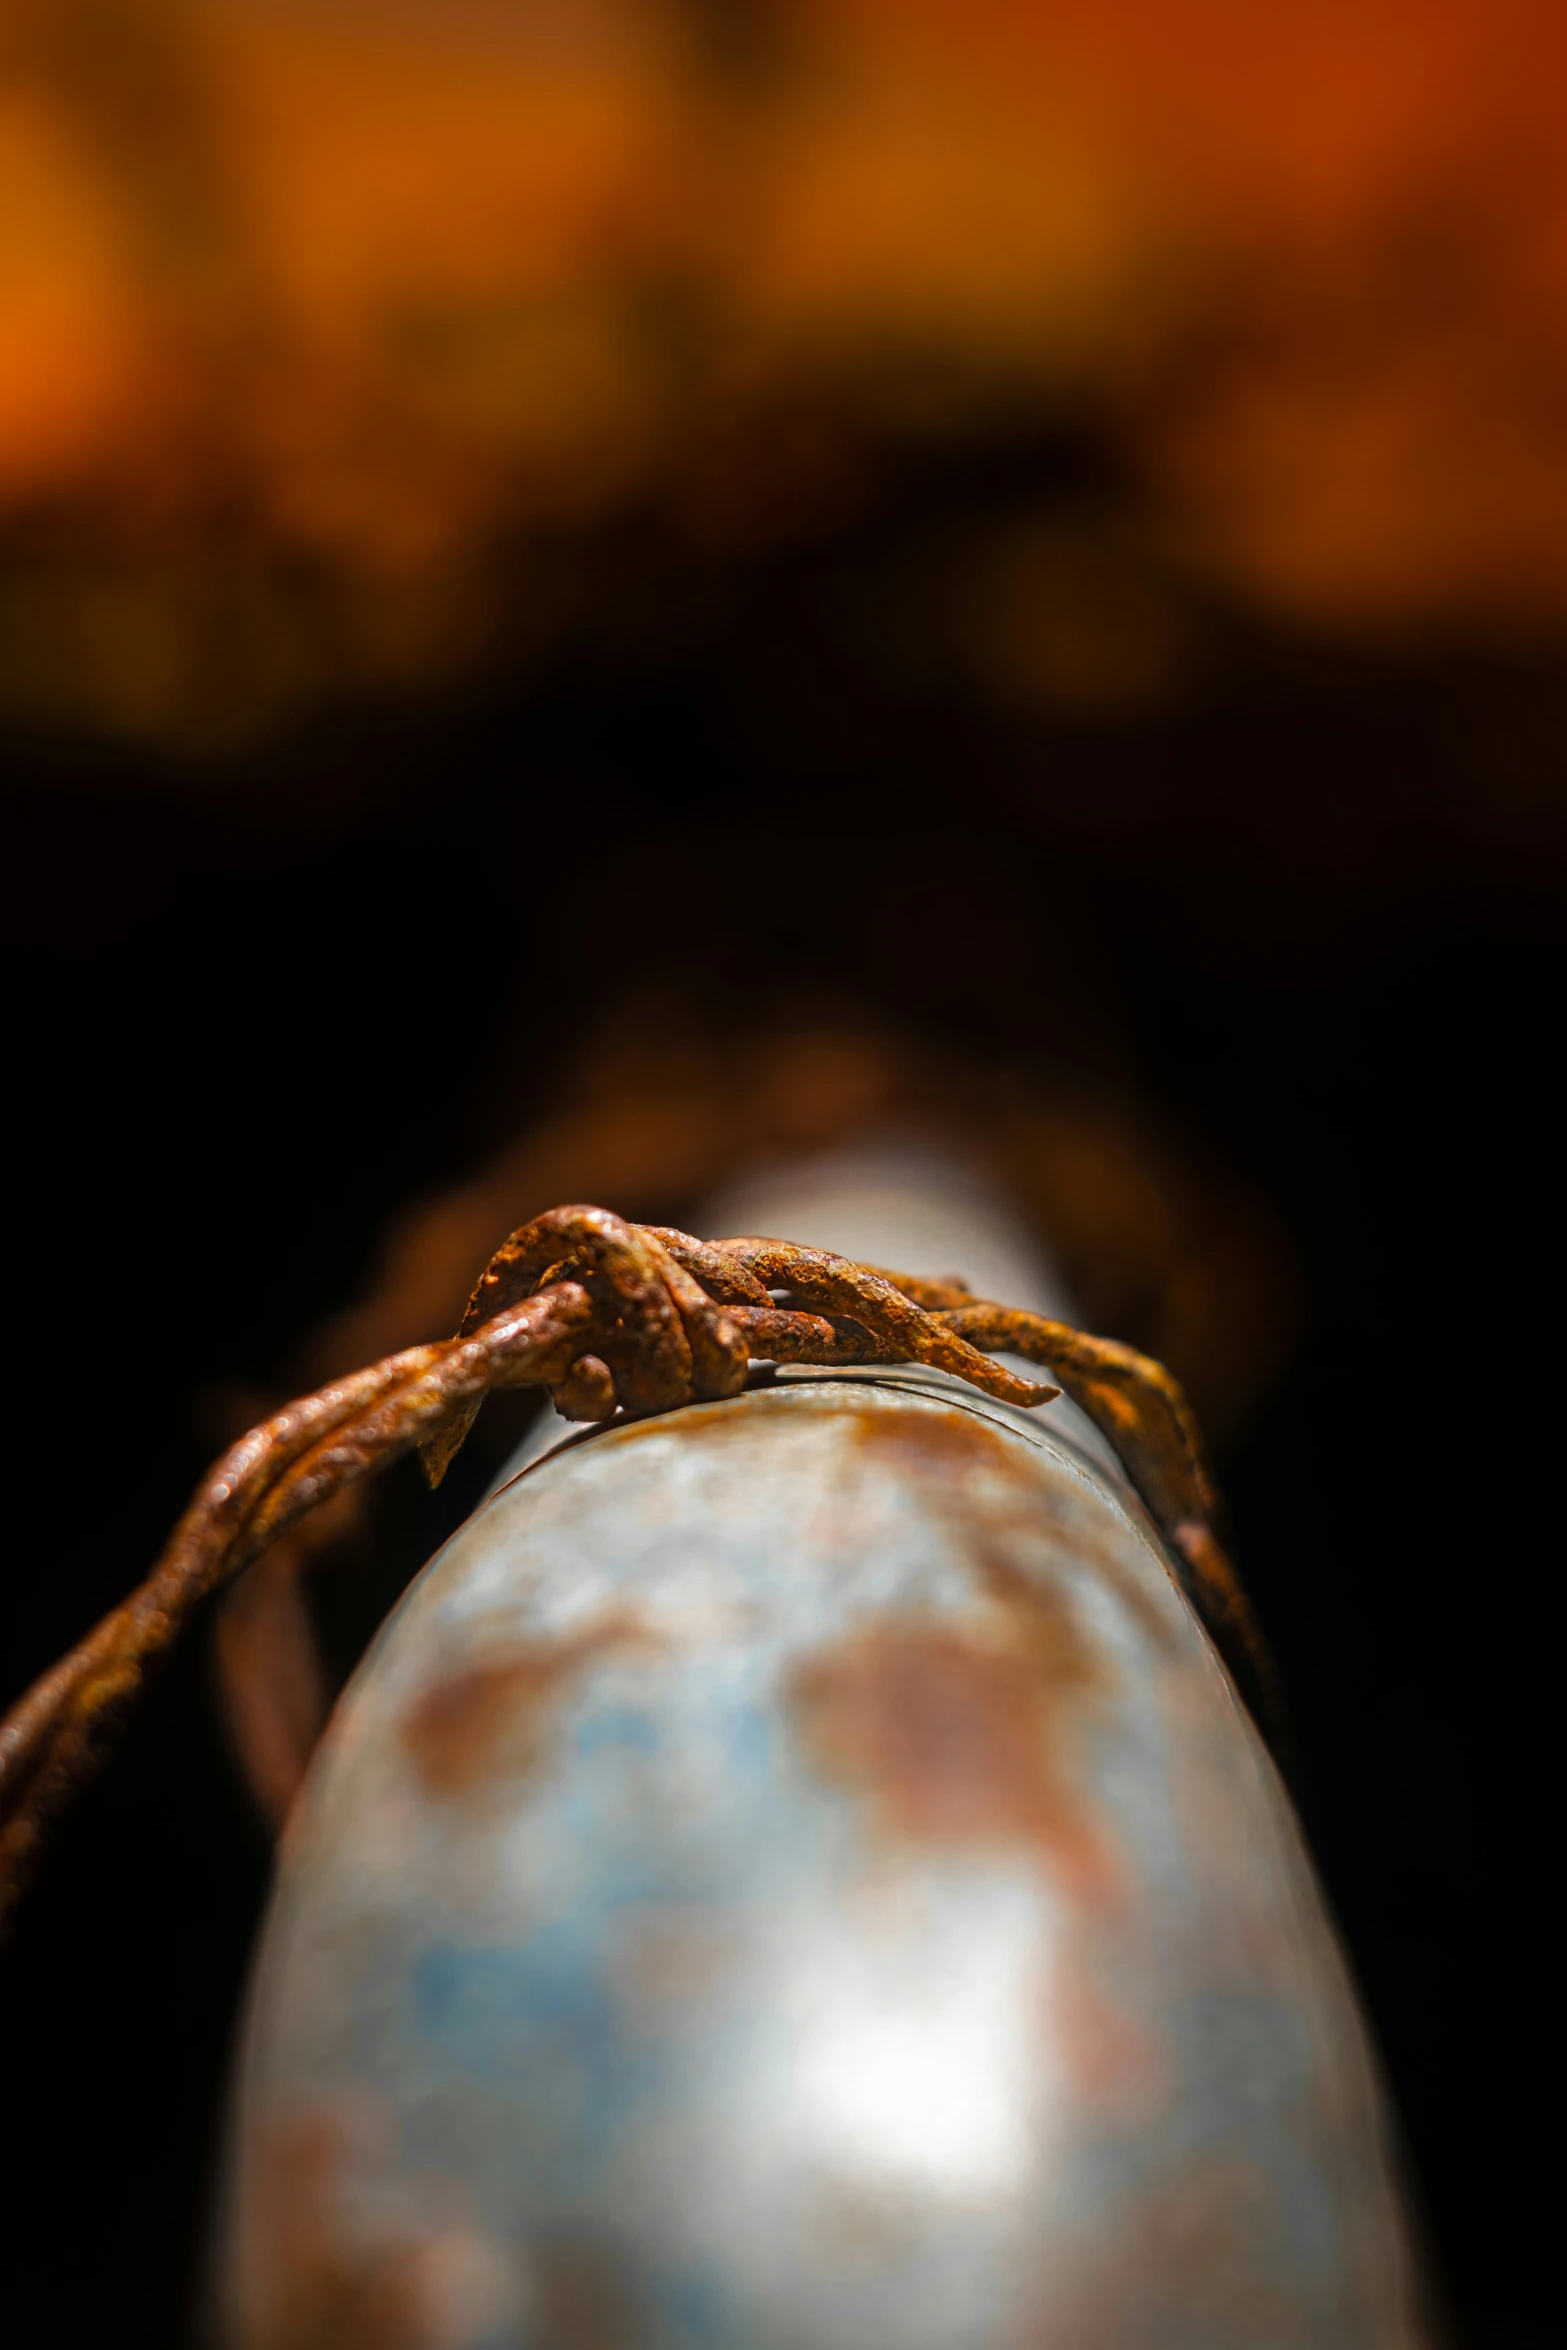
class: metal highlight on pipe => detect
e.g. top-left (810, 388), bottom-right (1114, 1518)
top-left (0, 1151), bottom-right (1434, 2343)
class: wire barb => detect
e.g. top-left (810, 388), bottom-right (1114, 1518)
top-left (0, 1207), bottom-right (1273, 1935)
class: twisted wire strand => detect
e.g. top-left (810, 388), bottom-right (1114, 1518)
top-left (0, 1206), bottom-right (1272, 1935)
top-left (0, 1283), bottom-right (596, 1930)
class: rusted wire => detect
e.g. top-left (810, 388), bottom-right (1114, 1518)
top-left (0, 1205), bottom-right (1273, 1935)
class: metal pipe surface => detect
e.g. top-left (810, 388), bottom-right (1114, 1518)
top-left (218, 1156), bottom-right (1431, 2348)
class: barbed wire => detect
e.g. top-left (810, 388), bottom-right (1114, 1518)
top-left (0, 1204), bottom-right (1272, 1934)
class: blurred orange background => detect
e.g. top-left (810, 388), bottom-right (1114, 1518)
top-left (5, 0), bottom-right (1567, 742)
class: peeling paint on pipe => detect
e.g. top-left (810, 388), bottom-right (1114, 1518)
top-left (218, 1344), bottom-right (1431, 2346)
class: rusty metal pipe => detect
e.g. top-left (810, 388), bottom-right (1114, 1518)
top-left (217, 1153), bottom-right (1432, 2348)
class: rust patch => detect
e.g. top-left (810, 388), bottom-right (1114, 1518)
top-left (1022, 2158), bottom-right (1307, 2350)
top-left (787, 1404), bottom-right (1153, 1903)
top-left (528, 2230), bottom-right (640, 2350)
top-left (1051, 1955), bottom-right (1169, 2123)
top-left (791, 1616), bottom-right (1115, 1904)
top-left (851, 1396), bottom-right (1019, 1476)
top-left (609, 1905), bottom-right (736, 2017)
top-left (400, 1614), bottom-right (650, 1799)
top-left (854, 1400), bottom-right (1175, 1653)
top-left (238, 2106), bottom-right (499, 2350)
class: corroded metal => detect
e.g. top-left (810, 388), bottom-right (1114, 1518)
top-left (1, 1203), bottom-right (1274, 1933)
top-left (0, 1279), bottom-right (596, 1930)
top-left (219, 1372), bottom-right (1429, 2349)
